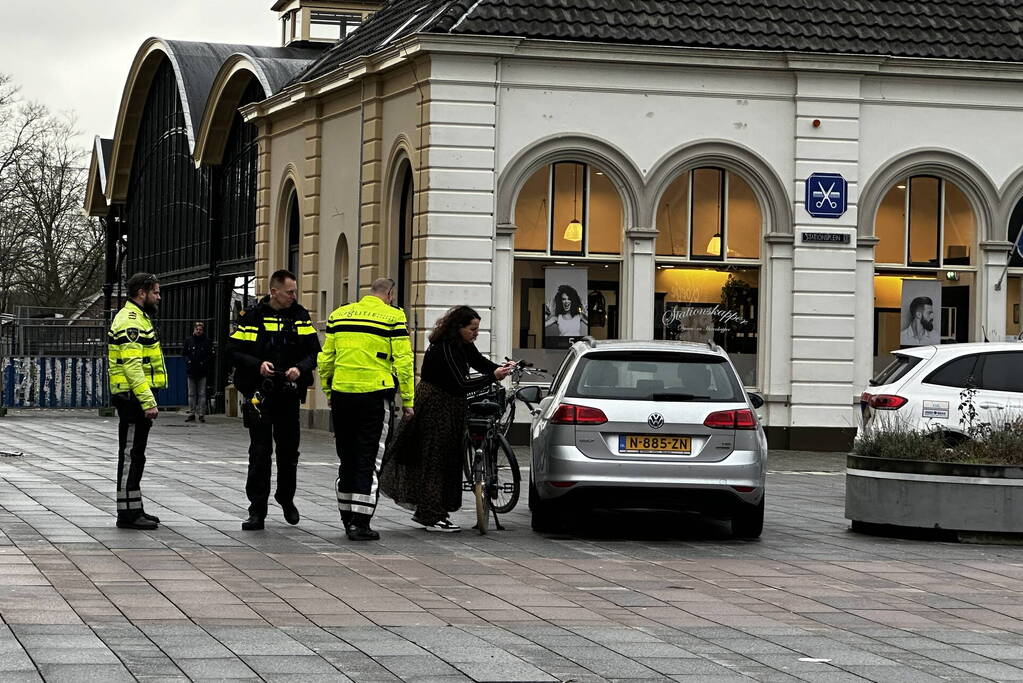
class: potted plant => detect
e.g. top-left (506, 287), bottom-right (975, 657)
top-left (847, 382), bottom-right (1023, 539)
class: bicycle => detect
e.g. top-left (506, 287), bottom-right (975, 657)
top-left (496, 359), bottom-right (548, 438)
top-left (462, 361), bottom-right (548, 534)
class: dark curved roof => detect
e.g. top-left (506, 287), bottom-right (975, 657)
top-left (294, 0), bottom-right (1023, 84)
top-left (159, 40), bottom-right (324, 141)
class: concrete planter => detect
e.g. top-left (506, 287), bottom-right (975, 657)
top-left (846, 455), bottom-right (1023, 536)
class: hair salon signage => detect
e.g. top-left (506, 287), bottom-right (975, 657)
top-left (804, 172), bottom-right (848, 218)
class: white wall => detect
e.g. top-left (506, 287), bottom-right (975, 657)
top-left (421, 49), bottom-right (1023, 432)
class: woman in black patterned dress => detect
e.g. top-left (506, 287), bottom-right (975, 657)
top-left (380, 306), bottom-right (514, 532)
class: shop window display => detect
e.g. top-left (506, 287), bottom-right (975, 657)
top-left (511, 162), bottom-right (625, 369)
top-left (653, 167), bottom-right (763, 387)
top-left (654, 267), bottom-right (759, 386)
top-left (872, 176), bottom-right (978, 372)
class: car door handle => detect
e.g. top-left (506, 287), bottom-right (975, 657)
top-left (978, 402), bottom-right (1003, 409)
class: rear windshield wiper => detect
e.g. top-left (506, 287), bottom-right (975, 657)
top-left (651, 392), bottom-right (711, 401)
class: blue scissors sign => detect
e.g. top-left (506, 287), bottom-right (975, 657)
top-left (805, 173), bottom-right (847, 218)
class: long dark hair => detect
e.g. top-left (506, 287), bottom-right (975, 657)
top-left (552, 284), bottom-right (584, 317)
top-left (429, 305), bottom-right (480, 343)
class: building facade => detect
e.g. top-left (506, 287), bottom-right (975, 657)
top-left (92, 1), bottom-right (1023, 446)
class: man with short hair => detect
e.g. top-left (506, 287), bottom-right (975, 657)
top-left (228, 269), bottom-right (320, 530)
top-left (901, 296), bottom-right (939, 346)
top-left (318, 277), bottom-right (414, 541)
top-left (108, 272), bottom-right (166, 530)
top-left (183, 321), bottom-right (213, 423)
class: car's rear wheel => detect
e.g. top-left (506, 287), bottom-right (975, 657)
top-left (529, 476), bottom-right (560, 532)
top-left (731, 497), bottom-right (764, 539)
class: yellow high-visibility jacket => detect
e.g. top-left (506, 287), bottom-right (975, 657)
top-left (108, 300), bottom-right (167, 409)
top-left (318, 295), bottom-right (414, 407)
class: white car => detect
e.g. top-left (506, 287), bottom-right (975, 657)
top-left (859, 342), bottom-right (1023, 443)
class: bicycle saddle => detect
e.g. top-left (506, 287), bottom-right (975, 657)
top-left (468, 400), bottom-right (502, 417)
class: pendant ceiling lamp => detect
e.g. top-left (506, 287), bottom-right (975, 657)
top-left (564, 164), bottom-right (583, 242)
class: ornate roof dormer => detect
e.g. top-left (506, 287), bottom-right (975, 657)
top-left (272, 0), bottom-right (384, 47)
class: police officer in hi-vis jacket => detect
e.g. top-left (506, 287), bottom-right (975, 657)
top-left (318, 277), bottom-right (415, 541)
top-left (108, 272), bottom-right (167, 530)
top-left (228, 269), bottom-right (321, 531)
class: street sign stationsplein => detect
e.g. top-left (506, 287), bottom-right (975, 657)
top-left (805, 172), bottom-right (848, 218)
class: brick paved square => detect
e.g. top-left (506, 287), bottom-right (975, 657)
top-left (1, 412), bottom-right (1023, 682)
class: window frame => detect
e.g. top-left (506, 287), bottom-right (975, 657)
top-left (512, 162), bottom-right (624, 259)
top-left (977, 351), bottom-right (1023, 394)
top-left (875, 175), bottom-right (977, 271)
top-left (655, 167), bottom-right (763, 264)
top-left (921, 353), bottom-right (981, 389)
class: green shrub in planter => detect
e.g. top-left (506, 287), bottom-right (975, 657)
top-left (856, 381), bottom-right (1023, 466)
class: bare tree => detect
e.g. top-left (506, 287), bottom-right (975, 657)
top-left (0, 74), bottom-right (48, 312)
top-left (14, 113), bottom-right (103, 310)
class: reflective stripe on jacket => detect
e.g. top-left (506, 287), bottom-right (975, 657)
top-left (227, 298), bottom-right (321, 397)
top-left (108, 300), bottom-right (167, 409)
top-left (317, 295), bottom-right (415, 406)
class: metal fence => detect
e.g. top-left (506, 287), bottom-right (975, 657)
top-left (1, 316), bottom-right (195, 408)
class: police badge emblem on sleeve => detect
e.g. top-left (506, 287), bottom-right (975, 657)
top-left (126, 328), bottom-right (140, 343)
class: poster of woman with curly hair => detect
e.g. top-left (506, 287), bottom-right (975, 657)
top-left (543, 267), bottom-right (588, 348)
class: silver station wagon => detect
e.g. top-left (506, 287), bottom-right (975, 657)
top-left (517, 339), bottom-right (767, 538)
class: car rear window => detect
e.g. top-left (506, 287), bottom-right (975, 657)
top-left (923, 354), bottom-right (980, 388)
top-left (565, 352), bottom-right (742, 401)
top-left (871, 355), bottom-right (921, 386)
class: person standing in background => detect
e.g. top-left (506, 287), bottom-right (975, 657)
top-left (183, 321), bottom-right (213, 423)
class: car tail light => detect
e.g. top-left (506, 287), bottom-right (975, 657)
top-left (550, 481), bottom-right (577, 488)
top-left (732, 486), bottom-right (757, 493)
top-left (550, 403), bottom-right (607, 425)
top-left (866, 394), bottom-right (907, 410)
top-left (704, 409), bottom-right (757, 430)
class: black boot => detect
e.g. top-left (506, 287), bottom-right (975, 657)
top-left (241, 515), bottom-right (265, 531)
top-left (275, 495), bottom-right (300, 525)
top-left (346, 525), bottom-right (379, 541)
top-left (117, 512), bottom-right (158, 530)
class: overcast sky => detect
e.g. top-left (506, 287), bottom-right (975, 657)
top-left (0, 1), bottom-right (280, 149)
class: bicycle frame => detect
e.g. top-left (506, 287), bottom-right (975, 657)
top-left (466, 404), bottom-right (504, 532)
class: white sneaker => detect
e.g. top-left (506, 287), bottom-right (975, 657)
top-left (424, 518), bottom-right (460, 533)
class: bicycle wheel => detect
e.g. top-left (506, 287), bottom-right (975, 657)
top-left (462, 432), bottom-right (474, 483)
top-left (474, 481), bottom-right (489, 534)
top-left (490, 433), bottom-right (520, 514)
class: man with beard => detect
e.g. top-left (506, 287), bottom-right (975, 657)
top-left (901, 296), bottom-right (940, 346)
top-left (228, 269), bottom-right (320, 531)
top-left (108, 272), bottom-right (167, 530)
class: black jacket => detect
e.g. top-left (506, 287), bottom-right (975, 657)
top-left (419, 339), bottom-right (500, 398)
top-left (227, 297), bottom-right (321, 399)
top-left (183, 334), bottom-right (214, 378)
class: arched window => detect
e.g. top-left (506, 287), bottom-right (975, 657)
top-left (514, 162), bottom-right (623, 256)
top-left (872, 176), bottom-right (978, 372)
top-left (655, 168), bottom-right (761, 260)
top-left (511, 161), bottom-right (625, 368)
top-left (396, 165), bottom-right (414, 309)
top-left (875, 176), bottom-right (975, 267)
top-left (651, 167), bottom-right (764, 387)
top-left (1001, 196), bottom-right (1023, 340)
top-left (286, 189), bottom-right (300, 279)
top-left (334, 234), bottom-right (349, 308)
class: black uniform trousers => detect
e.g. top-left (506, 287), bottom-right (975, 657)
top-left (112, 392), bottom-right (153, 520)
top-left (245, 393), bottom-right (301, 517)
top-left (331, 391), bottom-right (393, 527)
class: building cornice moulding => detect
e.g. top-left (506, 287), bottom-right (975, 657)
top-left (244, 34), bottom-right (1023, 122)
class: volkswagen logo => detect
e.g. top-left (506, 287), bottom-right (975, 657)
top-left (647, 413), bottom-right (664, 429)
